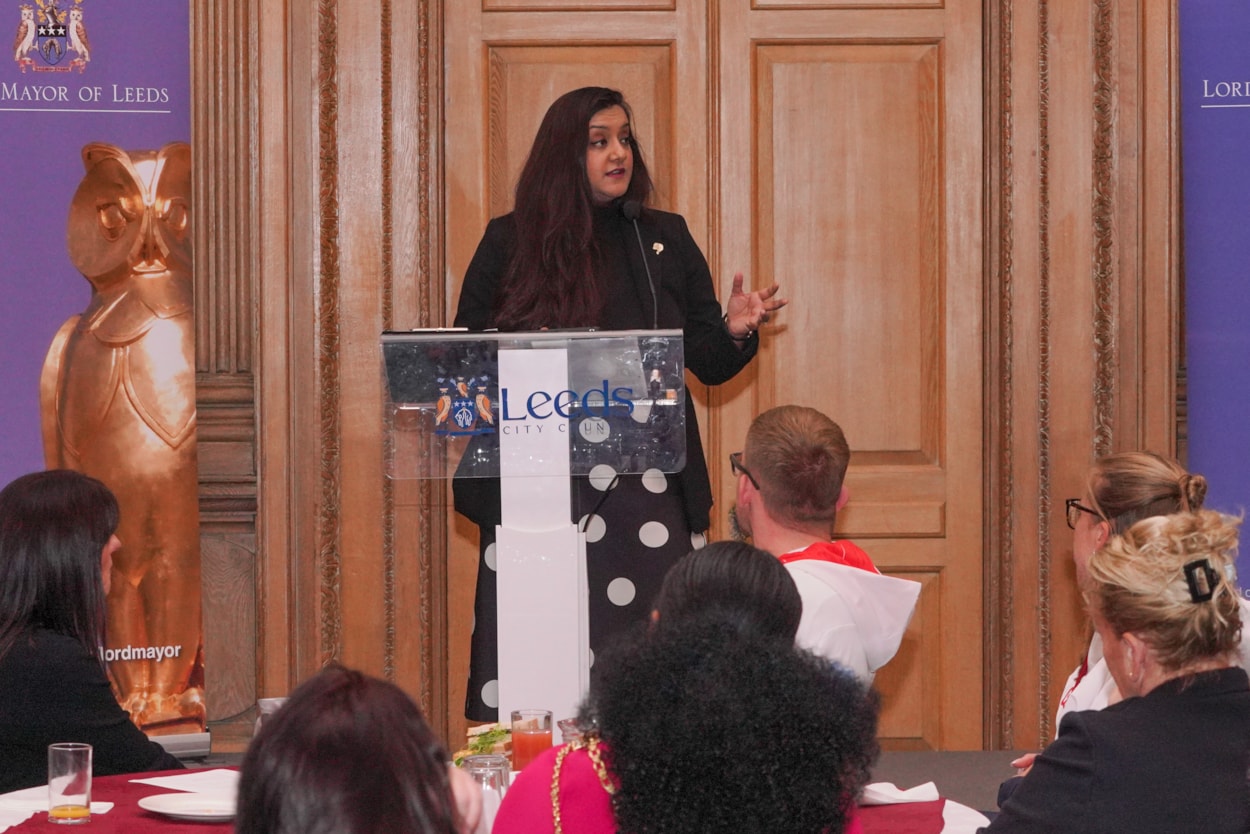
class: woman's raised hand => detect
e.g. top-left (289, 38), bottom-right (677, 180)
top-left (724, 273), bottom-right (787, 339)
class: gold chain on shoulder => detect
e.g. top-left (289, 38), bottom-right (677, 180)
top-left (551, 735), bottom-right (616, 834)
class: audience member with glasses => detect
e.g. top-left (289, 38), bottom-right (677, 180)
top-left (729, 405), bottom-right (920, 683)
top-left (985, 510), bottom-right (1250, 833)
top-left (1005, 451), bottom-right (1250, 783)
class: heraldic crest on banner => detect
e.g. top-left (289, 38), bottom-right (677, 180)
top-left (13, 0), bottom-right (89, 73)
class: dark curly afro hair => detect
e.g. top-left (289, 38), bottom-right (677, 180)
top-left (581, 617), bottom-right (879, 834)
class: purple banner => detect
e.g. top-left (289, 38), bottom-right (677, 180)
top-left (0, 0), bottom-right (201, 742)
top-left (1181, 1), bottom-right (1250, 579)
top-left (0, 0), bottom-right (189, 488)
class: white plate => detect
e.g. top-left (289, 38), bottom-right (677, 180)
top-left (138, 792), bottom-right (235, 821)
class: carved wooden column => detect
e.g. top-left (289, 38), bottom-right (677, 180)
top-left (193, 0), bottom-right (450, 748)
top-left (984, 0), bottom-right (1180, 749)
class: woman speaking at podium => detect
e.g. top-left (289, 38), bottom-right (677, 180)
top-left (454, 86), bottom-right (785, 721)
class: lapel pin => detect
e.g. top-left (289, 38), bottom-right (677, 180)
top-left (652, 242), bottom-right (664, 254)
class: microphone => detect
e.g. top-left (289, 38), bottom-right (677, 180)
top-left (621, 200), bottom-right (658, 328)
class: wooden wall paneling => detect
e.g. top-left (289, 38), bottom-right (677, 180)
top-left (872, 564), bottom-right (942, 748)
top-left (254, 0), bottom-right (320, 700)
top-left (1110, 0), bottom-right (1180, 454)
top-left (334, 0), bottom-right (390, 677)
top-left (985, 0), bottom-right (1027, 754)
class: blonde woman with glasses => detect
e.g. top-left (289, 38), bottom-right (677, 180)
top-left (1003, 452), bottom-right (1250, 791)
top-left (985, 510), bottom-right (1250, 833)
top-left (1055, 452), bottom-right (1250, 723)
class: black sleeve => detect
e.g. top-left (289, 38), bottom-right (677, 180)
top-left (454, 216), bottom-right (514, 330)
top-left (980, 714), bottom-right (1095, 834)
top-left (451, 217), bottom-right (512, 527)
top-left (4, 634), bottom-right (184, 780)
top-left (665, 213), bottom-right (757, 386)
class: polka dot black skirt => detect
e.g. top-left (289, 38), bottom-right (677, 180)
top-left (464, 469), bottom-right (705, 722)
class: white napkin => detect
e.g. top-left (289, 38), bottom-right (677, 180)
top-left (0, 782), bottom-right (114, 817)
top-left (129, 768), bottom-right (239, 798)
top-left (859, 781), bottom-right (942, 806)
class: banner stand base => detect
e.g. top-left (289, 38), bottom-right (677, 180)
top-left (151, 731), bottom-right (211, 760)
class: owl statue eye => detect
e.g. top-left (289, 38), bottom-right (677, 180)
top-left (162, 198), bottom-right (189, 235)
top-left (96, 201), bottom-right (129, 241)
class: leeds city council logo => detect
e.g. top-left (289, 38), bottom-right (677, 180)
top-left (434, 376), bottom-right (496, 437)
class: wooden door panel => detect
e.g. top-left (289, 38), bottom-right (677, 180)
top-left (756, 43), bottom-right (942, 461)
top-left (874, 567), bottom-right (942, 747)
top-left (484, 46), bottom-right (674, 218)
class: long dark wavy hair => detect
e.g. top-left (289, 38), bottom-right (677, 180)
top-left (0, 469), bottom-right (117, 663)
top-left (491, 86), bottom-right (655, 331)
top-left (236, 665), bottom-right (461, 834)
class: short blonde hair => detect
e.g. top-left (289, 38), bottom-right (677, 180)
top-left (1084, 510), bottom-right (1242, 671)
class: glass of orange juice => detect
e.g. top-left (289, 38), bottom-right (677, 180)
top-left (510, 709), bottom-right (553, 772)
top-left (47, 743), bottom-right (92, 824)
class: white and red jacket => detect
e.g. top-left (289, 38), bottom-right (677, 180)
top-left (779, 541), bottom-right (921, 684)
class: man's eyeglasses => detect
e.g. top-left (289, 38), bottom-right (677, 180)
top-left (1065, 498), bottom-right (1103, 530)
top-left (729, 451), bottom-right (760, 490)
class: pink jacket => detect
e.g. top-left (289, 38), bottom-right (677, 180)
top-left (491, 742), bottom-right (865, 834)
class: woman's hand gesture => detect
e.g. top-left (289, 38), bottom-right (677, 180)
top-left (724, 273), bottom-right (787, 340)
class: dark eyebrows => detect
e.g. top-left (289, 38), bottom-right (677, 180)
top-left (588, 121), bottom-right (631, 133)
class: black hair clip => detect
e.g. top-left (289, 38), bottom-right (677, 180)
top-left (1183, 558), bottom-right (1218, 603)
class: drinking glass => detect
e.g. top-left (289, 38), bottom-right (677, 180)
top-left (460, 754), bottom-right (510, 830)
top-left (557, 717), bottom-right (584, 746)
top-left (510, 709), bottom-right (553, 771)
top-left (47, 743), bottom-right (91, 824)
top-left (254, 697), bottom-right (288, 735)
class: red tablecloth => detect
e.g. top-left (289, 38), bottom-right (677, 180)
top-left (859, 798), bottom-right (947, 834)
top-left (7, 769), bottom-right (234, 833)
top-left (6, 770), bottom-right (958, 834)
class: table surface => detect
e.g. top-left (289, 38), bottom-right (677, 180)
top-left (4, 766), bottom-right (989, 834)
top-left (5, 770), bottom-right (233, 834)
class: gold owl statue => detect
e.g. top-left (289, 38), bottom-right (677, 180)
top-left (40, 141), bottom-right (204, 734)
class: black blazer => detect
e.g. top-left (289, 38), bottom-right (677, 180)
top-left (452, 205), bottom-right (756, 532)
top-left (983, 667), bottom-right (1250, 834)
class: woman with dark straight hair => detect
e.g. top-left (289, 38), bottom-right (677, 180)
top-left (650, 539), bottom-right (803, 640)
top-left (454, 85), bottom-right (787, 721)
top-left (235, 665), bottom-right (480, 834)
top-left (0, 469), bottom-right (182, 792)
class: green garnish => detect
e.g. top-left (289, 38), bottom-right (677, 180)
top-left (453, 724), bottom-right (511, 766)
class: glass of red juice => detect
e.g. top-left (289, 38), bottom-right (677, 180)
top-left (510, 709), bottom-right (553, 771)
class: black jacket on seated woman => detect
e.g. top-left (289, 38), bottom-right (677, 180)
top-left (0, 471), bottom-right (182, 792)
